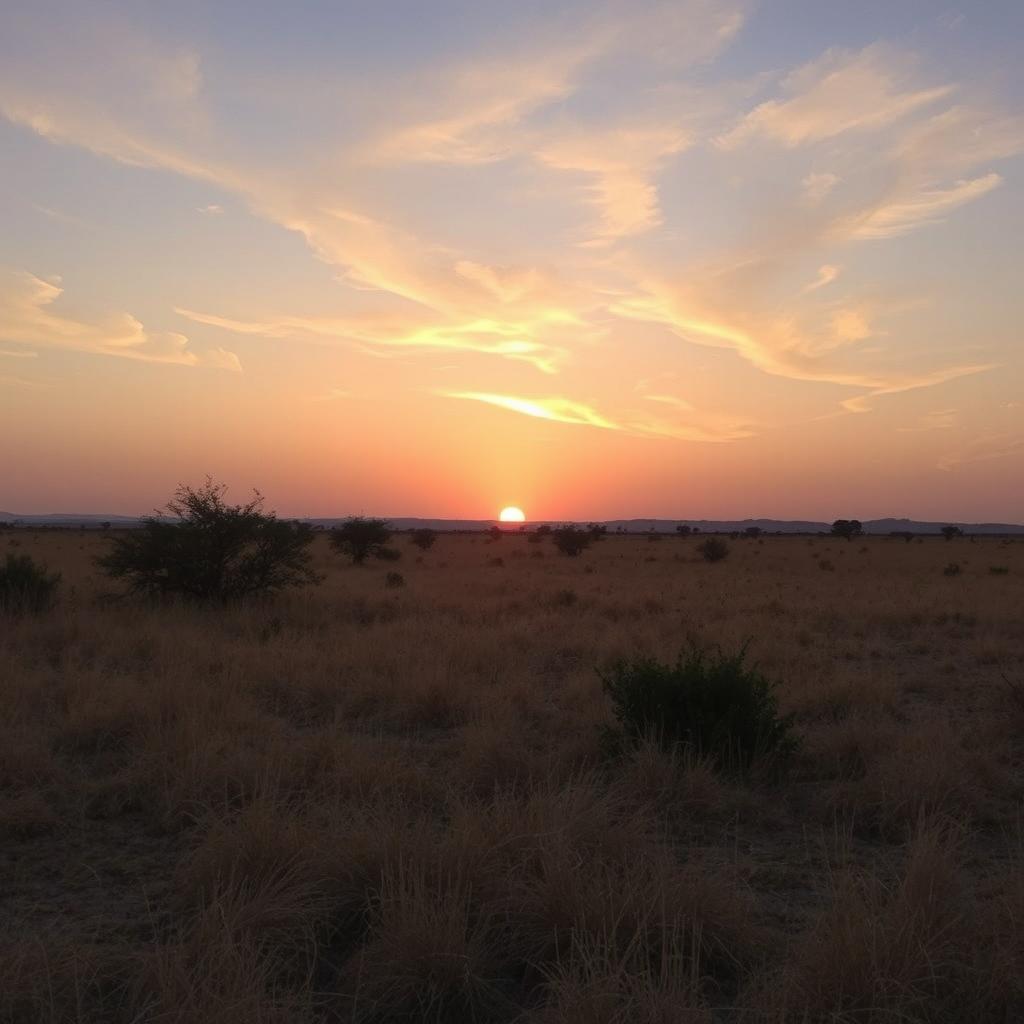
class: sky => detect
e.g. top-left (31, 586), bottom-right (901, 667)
top-left (1, 0), bottom-right (1022, 522)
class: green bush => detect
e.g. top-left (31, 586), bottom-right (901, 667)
top-left (600, 645), bottom-right (797, 773)
top-left (0, 553), bottom-right (61, 614)
top-left (697, 537), bottom-right (730, 563)
top-left (98, 480), bottom-right (321, 602)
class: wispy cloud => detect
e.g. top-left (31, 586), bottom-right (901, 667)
top-left (937, 433), bottom-right (1024, 471)
top-left (0, 270), bottom-right (240, 370)
top-left (441, 389), bottom-right (755, 443)
top-left (440, 391), bottom-right (620, 430)
top-left (537, 127), bottom-right (689, 240)
top-left (718, 45), bottom-right (952, 149)
top-left (802, 264), bottom-right (840, 292)
top-left (844, 174), bottom-right (1002, 239)
top-left (176, 307), bottom-right (565, 373)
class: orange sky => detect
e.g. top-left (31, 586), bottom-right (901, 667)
top-left (1, 2), bottom-right (1022, 520)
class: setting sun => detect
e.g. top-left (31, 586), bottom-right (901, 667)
top-left (499, 506), bottom-right (526, 523)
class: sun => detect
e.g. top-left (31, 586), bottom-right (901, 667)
top-left (499, 506), bottom-right (526, 523)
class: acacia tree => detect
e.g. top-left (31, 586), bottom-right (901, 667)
top-left (410, 528), bottom-right (437, 551)
top-left (97, 479), bottom-right (321, 602)
top-left (552, 526), bottom-right (592, 557)
top-left (941, 525), bottom-right (964, 541)
top-left (330, 516), bottom-right (391, 564)
top-left (831, 519), bottom-right (863, 542)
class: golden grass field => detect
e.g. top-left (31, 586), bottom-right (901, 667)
top-left (2, 529), bottom-right (1022, 1022)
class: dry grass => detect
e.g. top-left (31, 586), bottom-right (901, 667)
top-left (1, 530), bottom-right (1023, 1022)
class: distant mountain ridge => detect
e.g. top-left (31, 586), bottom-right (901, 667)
top-left (3, 512), bottom-right (1023, 534)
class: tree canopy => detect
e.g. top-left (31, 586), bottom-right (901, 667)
top-left (97, 479), bottom-right (321, 602)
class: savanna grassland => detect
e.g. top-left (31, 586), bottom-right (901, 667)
top-left (2, 529), bottom-right (1023, 1023)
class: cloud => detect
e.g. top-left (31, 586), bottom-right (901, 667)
top-left (441, 391), bottom-right (620, 430)
top-left (802, 172), bottom-right (839, 202)
top-left (642, 394), bottom-right (695, 412)
top-left (536, 127), bottom-right (689, 240)
top-left (897, 408), bottom-right (956, 433)
top-left (0, 4), bottom-right (1018, 447)
top-left (611, 276), bottom-right (993, 410)
top-left (365, 47), bottom-right (592, 165)
top-left (843, 173), bottom-right (1002, 239)
top-left (839, 365), bottom-right (994, 413)
top-left (441, 389), bottom-right (755, 443)
top-left (176, 306), bottom-right (564, 373)
top-left (198, 203), bottom-right (223, 215)
top-left (0, 269), bottom-right (240, 370)
top-left (937, 433), bottom-right (1024, 471)
top-left (802, 264), bottom-right (840, 292)
top-left (718, 45), bottom-right (953, 149)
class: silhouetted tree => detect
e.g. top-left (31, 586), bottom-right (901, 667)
top-left (552, 526), bottom-right (592, 557)
top-left (744, 526), bottom-right (762, 539)
top-left (588, 523), bottom-right (608, 541)
top-left (831, 519), bottom-right (863, 542)
top-left (698, 537), bottom-right (730, 563)
top-left (410, 528), bottom-right (437, 551)
top-left (941, 525), bottom-right (964, 541)
top-left (97, 479), bottom-right (321, 602)
top-left (676, 524), bottom-right (692, 537)
top-left (330, 516), bottom-right (391, 565)
top-left (535, 524), bottom-right (552, 536)
top-left (488, 525), bottom-right (503, 542)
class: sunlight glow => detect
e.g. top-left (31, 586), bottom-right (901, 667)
top-left (499, 506), bottom-right (526, 523)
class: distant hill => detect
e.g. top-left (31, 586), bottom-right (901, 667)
top-left (4, 512), bottom-right (1022, 534)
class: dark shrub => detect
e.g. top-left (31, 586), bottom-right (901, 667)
top-left (330, 517), bottom-right (391, 565)
top-left (601, 646), bottom-right (797, 773)
top-left (552, 526), bottom-right (592, 557)
top-left (97, 480), bottom-right (321, 602)
top-left (409, 528), bottom-right (437, 551)
top-left (488, 525), bottom-right (503, 542)
top-left (697, 537), bottom-right (729, 563)
top-left (989, 566), bottom-right (1010, 576)
top-left (943, 562), bottom-right (962, 577)
top-left (385, 571), bottom-right (404, 588)
top-left (819, 559), bottom-right (835, 572)
top-left (375, 546), bottom-right (402, 562)
top-left (0, 553), bottom-right (61, 614)
top-left (831, 519), bottom-right (863, 541)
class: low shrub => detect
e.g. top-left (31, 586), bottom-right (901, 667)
top-left (697, 537), bottom-right (730, 563)
top-left (0, 554), bottom-right (61, 614)
top-left (375, 546), bottom-right (402, 562)
top-left (943, 562), bottom-right (962, 577)
top-left (385, 571), bottom-right (405, 588)
top-left (990, 565), bottom-right (1010, 576)
top-left (600, 645), bottom-right (797, 773)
